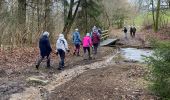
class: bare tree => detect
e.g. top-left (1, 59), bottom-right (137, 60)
top-left (17, 0), bottom-right (26, 45)
top-left (151, 0), bottom-right (161, 32)
top-left (0, 0), bottom-right (129, 47)
top-left (62, 0), bottom-right (81, 38)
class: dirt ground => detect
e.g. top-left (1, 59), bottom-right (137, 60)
top-left (0, 28), bottom-right (158, 100)
top-left (0, 46), bottom-right (116, 100)
top-left (49, 63), bottom-right (156, 100)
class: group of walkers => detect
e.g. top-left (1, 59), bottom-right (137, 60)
top-left (36, 26), bottom-right (101, 70)
top-left (72, 26), bottom-right (101, 59)
top-left (123, 26), bottom-right (136, 39)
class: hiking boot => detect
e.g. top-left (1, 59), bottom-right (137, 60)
top-left (46, 65), bottom-right (51, 69)
top-left (89, 57), bottom-right (92, 60)
top-left (36, 65), bottom-right (39, 70)
top-left (58, 67), bottom-right (63, 70)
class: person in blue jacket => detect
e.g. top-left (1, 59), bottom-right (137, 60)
top-left (36, 31), bottom-right (52, 69)
top-left (72, 28), bottom-right (81, 56)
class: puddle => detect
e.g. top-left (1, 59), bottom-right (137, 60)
top-left (120, 48), bottom-right (153, 62)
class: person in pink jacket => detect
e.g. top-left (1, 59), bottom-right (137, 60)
top-left (82, 33), bottom-right (92, 60)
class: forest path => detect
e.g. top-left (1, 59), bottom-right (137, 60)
top-left (10, 52), bottom-right (118, 100)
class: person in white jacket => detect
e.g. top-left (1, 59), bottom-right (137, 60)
top-left (56, 34), bottom-right (70, 70)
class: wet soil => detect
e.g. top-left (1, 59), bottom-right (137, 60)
top-left (0, 47), bottom-right (115, 100)
top-left (49, 63), bottom-right (156, 100)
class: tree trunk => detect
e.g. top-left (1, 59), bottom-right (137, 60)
top-left (155, 0), bottom-right (161, 32)
top-left (63, 0), bottom-right (68, 25)
top-left (104, 9), bottom-right (111, 29)
top-left (0, 0), bottom-right (2, 10)
top-left (30, 0), bottom-right (35, 44)
top-left (0, 0), bottom-right (3, 46)
top-left (37, 0), bottom-right (40, 34)
top-left (151, 0), bottom-right (156, 31)
top-left (85, 0), bottom-right (88, 33)
top-left (44, 0), bottom-right (54, 43)
top-left (63, 0), bottom-right (74, 34)
top-left (63, 0), bottom-right (81, 39)
top-left (18, 0), bottom-right (26, 45)
top-left (44, 0), bottom-right (51, 31)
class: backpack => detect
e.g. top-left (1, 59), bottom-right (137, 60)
top-left (98, 29), bottom-right (102, 35)
top-left (60, 39), bottom-right (65, 45)
top-left (92, 32), bottom-right (99, 44)
top-left (58, 39), bottom-right (66, 49)
top-left (74, 32), bottom-right (80, 43)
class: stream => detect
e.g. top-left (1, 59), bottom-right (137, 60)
top-left (120, 48), bottom-right (153, 62)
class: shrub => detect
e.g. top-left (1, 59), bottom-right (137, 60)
top-left (146, 40), bottom-right (170, 99)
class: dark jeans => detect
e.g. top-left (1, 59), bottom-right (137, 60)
top-left (36, 55), bottom-right (50, 67)
top-left (130, 32), bottom-right (133, 38)
top-left (132, 32), bottom-right (136, 38)
top-left (74, 44), bottom-right (80, 55)
top-left (93, 43), bottom-right (98, 55)
top-left (58, 49), bottom-right (65, 68)
top-left (83, 47), bottom-right (90, 58)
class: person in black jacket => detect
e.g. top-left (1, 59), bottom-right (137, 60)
top-left (132, 26), bottom-right (136, 38)
top-left (123, 27), bottom-right (128, 39)
top-left (36, 31), bottom-right (52, 69)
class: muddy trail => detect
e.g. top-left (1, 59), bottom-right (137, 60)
top-left (0, 46), bottom-right (116, 100)
top-left (0, 29), bottom-right (157, 100)
top-left (49, 63), bottom-right (155, 100)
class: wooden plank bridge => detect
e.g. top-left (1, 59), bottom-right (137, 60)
top-left (100, 30), bottom-right (119, 46)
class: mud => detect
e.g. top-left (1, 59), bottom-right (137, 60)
top-left (9, 52), bottom-right (118, 100)
top-left (0, 81), bottom-right (24, 100)
top-left (0, 47), bottom-right (116, 100)
top-left (49, 63), bottom-right (156, 100)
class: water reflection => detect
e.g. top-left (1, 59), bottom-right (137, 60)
top-left (121, 48), bottom-right (153, 62)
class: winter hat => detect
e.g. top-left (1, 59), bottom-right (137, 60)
top-left (86, 33), bottom-right (90, 36)
top-left (59, 33), bottom-right (64, 38)
top-left (43, 31), bottom-right (49, 37)
top-left (93, 26), bottom-right (97, 29)
top-left (92, 26), bottom-right (97, 32)
top-left (75, 28), bottom-right (78, 31)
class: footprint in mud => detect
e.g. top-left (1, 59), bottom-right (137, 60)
top-left (0, 81), bottom-right (24, 100)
